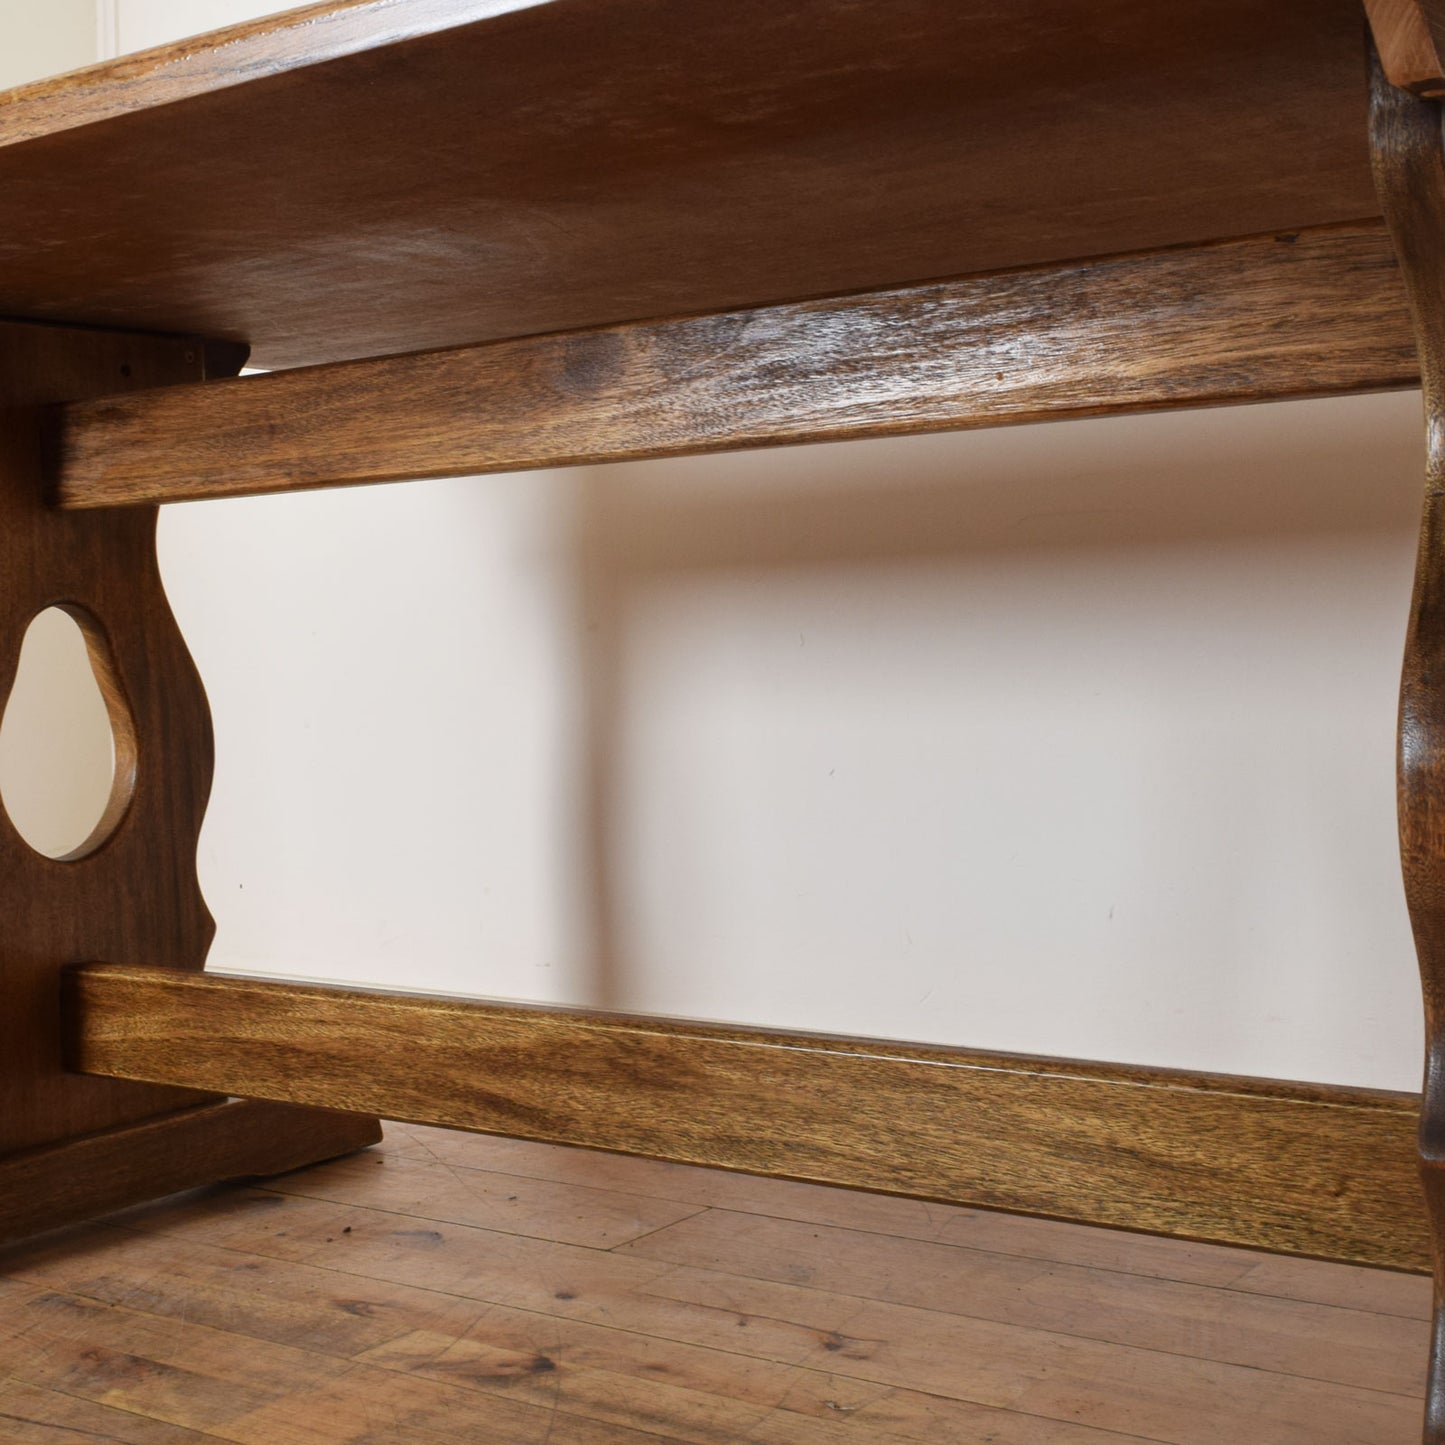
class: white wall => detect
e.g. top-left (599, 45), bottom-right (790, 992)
top-left (106, 0), bottom-right (290, 51)
top-left (2, 1), bottom-right (1430, 1092)
top-left (159, 396), bottom-right (1426, 1091)
top-left (0, 609), bottom-right (118, 859)
top-left (0, 0), bottom-right (95, 89)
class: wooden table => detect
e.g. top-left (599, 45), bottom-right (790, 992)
top-left (2, 0), bottom-right (1443, 1435)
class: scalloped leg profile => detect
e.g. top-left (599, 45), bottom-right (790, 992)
top-left (0, 318), bottom-right (379, 1243)
top-left (1369, 38), bottom-right (1445, 1445)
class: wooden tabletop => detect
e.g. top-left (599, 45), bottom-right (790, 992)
top-left (0, 0), bottom-right (1382, 369)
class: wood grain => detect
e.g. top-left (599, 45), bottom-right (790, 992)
top-left (30, 1148), bottom-right (1416, 1445)
top-left (0, 0), bottom-right (522, 147)
top-left (0, 1139), bottom-right (1425, 1444)
top-left (242, 1141), bottom-right (1428, 1394)
top-left (1370, 35), bottom-right (1445, 1444)
top-left (51, 221), bottom-right (1418, 510)
top-left (0, 317), bottom-right (380, 1219)
top-left (0, 1377), bottom-right (219, 1444)
top-left (0, 1099), bottom-right (378, 1249)
top-left (0, 0), bottom-right (1384, 369)
top-left (1368, 1), bottom-right (1445, 97)
top-left (384, 1122), bottom-right (1433, 1319)
top-left (616, 1207), bottom-right (1427, 1396)
top-left (66, 964), bottom-right (1429, 1271)
top-left (0, 320), bottom-right (220, 1154)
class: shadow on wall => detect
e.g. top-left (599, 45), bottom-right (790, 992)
top-left (568, 391), bottom-right (1426, 1086)
top-left (162, 388), bottom-right (1429, 1090)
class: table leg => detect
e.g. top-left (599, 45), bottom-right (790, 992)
top-left (1370, 36), bottom-right (1445, 1443)
top-left (0, 318), bottom-right (378, 1233)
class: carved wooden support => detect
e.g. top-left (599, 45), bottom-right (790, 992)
top-left (0, 317), bottom-right (378, 1242)
top-left (1369, 38), bottom-right (1445, 1444)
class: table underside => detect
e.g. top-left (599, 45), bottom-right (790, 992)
top-left (0, 0), bottom-right (1383, 369)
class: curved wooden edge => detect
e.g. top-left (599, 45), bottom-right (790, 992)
top-left (54, 603), bottom-right (141, 862)
top-left (1368, 32), bottom-right (1445, 1442)
top-left (0, 0), bottom-right (543, 148)
top-left (65, 963), bottom-right (1430, 1273)
top-left (0, 318), bottom-right (383, 1232)
top-left (0, 319), bottom-right (219, 1153)
top-left (48, 221), bottom-right (1418, 510)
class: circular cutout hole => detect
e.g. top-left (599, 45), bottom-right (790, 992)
top-left (0, 606), bottom-right (136, 860)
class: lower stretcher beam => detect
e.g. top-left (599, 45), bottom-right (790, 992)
top-left (65, 962), bottom-right (1428, 1271)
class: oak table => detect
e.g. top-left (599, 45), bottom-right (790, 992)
top-left (3, 0), bottom-right (1444, 1436)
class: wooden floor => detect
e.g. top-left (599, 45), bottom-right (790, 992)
top-left (0, 1122), bottom-right (1430, 1444)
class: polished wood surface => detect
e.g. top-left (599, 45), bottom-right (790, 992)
top-left (0, 317), bottom-right (379, 1206)
top-left (51, 221), bottom-right (1418, 509)
top-left (1368, 1), bottom-right (1445, 96)
top-left (66, 965), bottom-right (1429, 1272)
top-left (0, 0), bottom-right (513, 146)
top-left (0, 1100), bottom-right (378, 1249)
top-left (0, 0), bottom-right (1382, 369)
top-left (1371, 36), bottom-right (1445, 1444)
top-left (12, 2), bottom-right (1437, 1423)
top-left (0, 1120), bottom-right (1429, 1443)
top-left (0, 320), bottom-right (221, 1154)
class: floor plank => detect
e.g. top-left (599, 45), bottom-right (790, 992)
top-left (0, 1376), bottom-right (222, 1444)
top-left (0, 1121), bottom-right (1427, 1444)
top-left (0, 1225), bottom-right (1147, 1445)
top-left (383, 1123), bottom-right (1433, 1319)
top-left (615, 1207), bottom-right (1426, 1394)
top-left (271, 1147), bottom-right (708, 1249)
